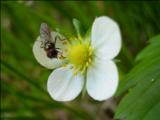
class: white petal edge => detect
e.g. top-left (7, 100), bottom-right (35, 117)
top-left (47, 65), bottom-right (84, 101)
top-left (32, 32), bottom-right (65, 69)
top-left (91, 16), bottom-right (121, 59)
top-left (86, 58), bottom-right (119, 101)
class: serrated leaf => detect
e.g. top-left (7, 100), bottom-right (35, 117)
top-left (115, 35), bottom-right (160, 120)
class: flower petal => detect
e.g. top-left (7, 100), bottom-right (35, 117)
top-left (32, 32), bottom-right (66, 69)
top-left (91, 16), bottom-right (121, 59)
top-left (53, 32), bottom-right (69, 57)
top-left (86, 58), bottom-right (119, 101)
top-left (47, 65), bottom-right (84, 101)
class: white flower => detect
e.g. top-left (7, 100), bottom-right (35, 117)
top-left (33, 16), bottom-right (121, 101)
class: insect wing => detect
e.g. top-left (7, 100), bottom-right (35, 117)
top-left (40, 22), bottom-right (52, 42)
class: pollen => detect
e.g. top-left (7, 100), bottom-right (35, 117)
top-left (68, 44), bottom-right (93, 74)
top-left (62, 40), bottom-right (68, 45)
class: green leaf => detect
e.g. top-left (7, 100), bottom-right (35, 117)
top-left (115, 35), bottom-right (160, 120)
top-left (73, 18), bottom-right (85, 37)
top-left (136, 35), bottom-right (160, 61)
top-left (1, 60), bottom-right (46, 94)
top-left (1, 80), bottom-right (93, 120)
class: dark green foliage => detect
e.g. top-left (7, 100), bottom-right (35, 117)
top-left (115, 35), bottom-right (160, 120)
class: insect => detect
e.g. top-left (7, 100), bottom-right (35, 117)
top-left (40, 23), bottom-right (63, 58)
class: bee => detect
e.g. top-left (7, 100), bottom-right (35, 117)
top-left (40, 23), bottom-right (62, 58)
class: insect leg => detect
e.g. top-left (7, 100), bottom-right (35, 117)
top-left (57, 51), bottom-right (65, 59)
top-left (40, 41), bottom-right (44, 48)
top-left (56, 35), bottom-right (67, 41)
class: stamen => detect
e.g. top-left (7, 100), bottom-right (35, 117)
top-left (81, 68), bottom-right (85, 74)
top-left (63, 40), bottom-right (68, 45)
top-left (89, 47), bottom-right (93, 56)
top-left (67, 43), bottom-right (93, 75)
top-left (88, 58), bottom-right (91, 63)
top-left (73, 66), bottom-right (81, 76)
top-left (62, 63), bottom-right (67, 67)
top-left (86, 62), bottom-right (89, 67)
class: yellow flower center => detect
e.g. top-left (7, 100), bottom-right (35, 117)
top-left (68, 43), bottom-right (93, 74)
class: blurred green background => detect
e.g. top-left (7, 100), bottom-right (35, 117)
top-left (1, 1), bottom-right (160, 120)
